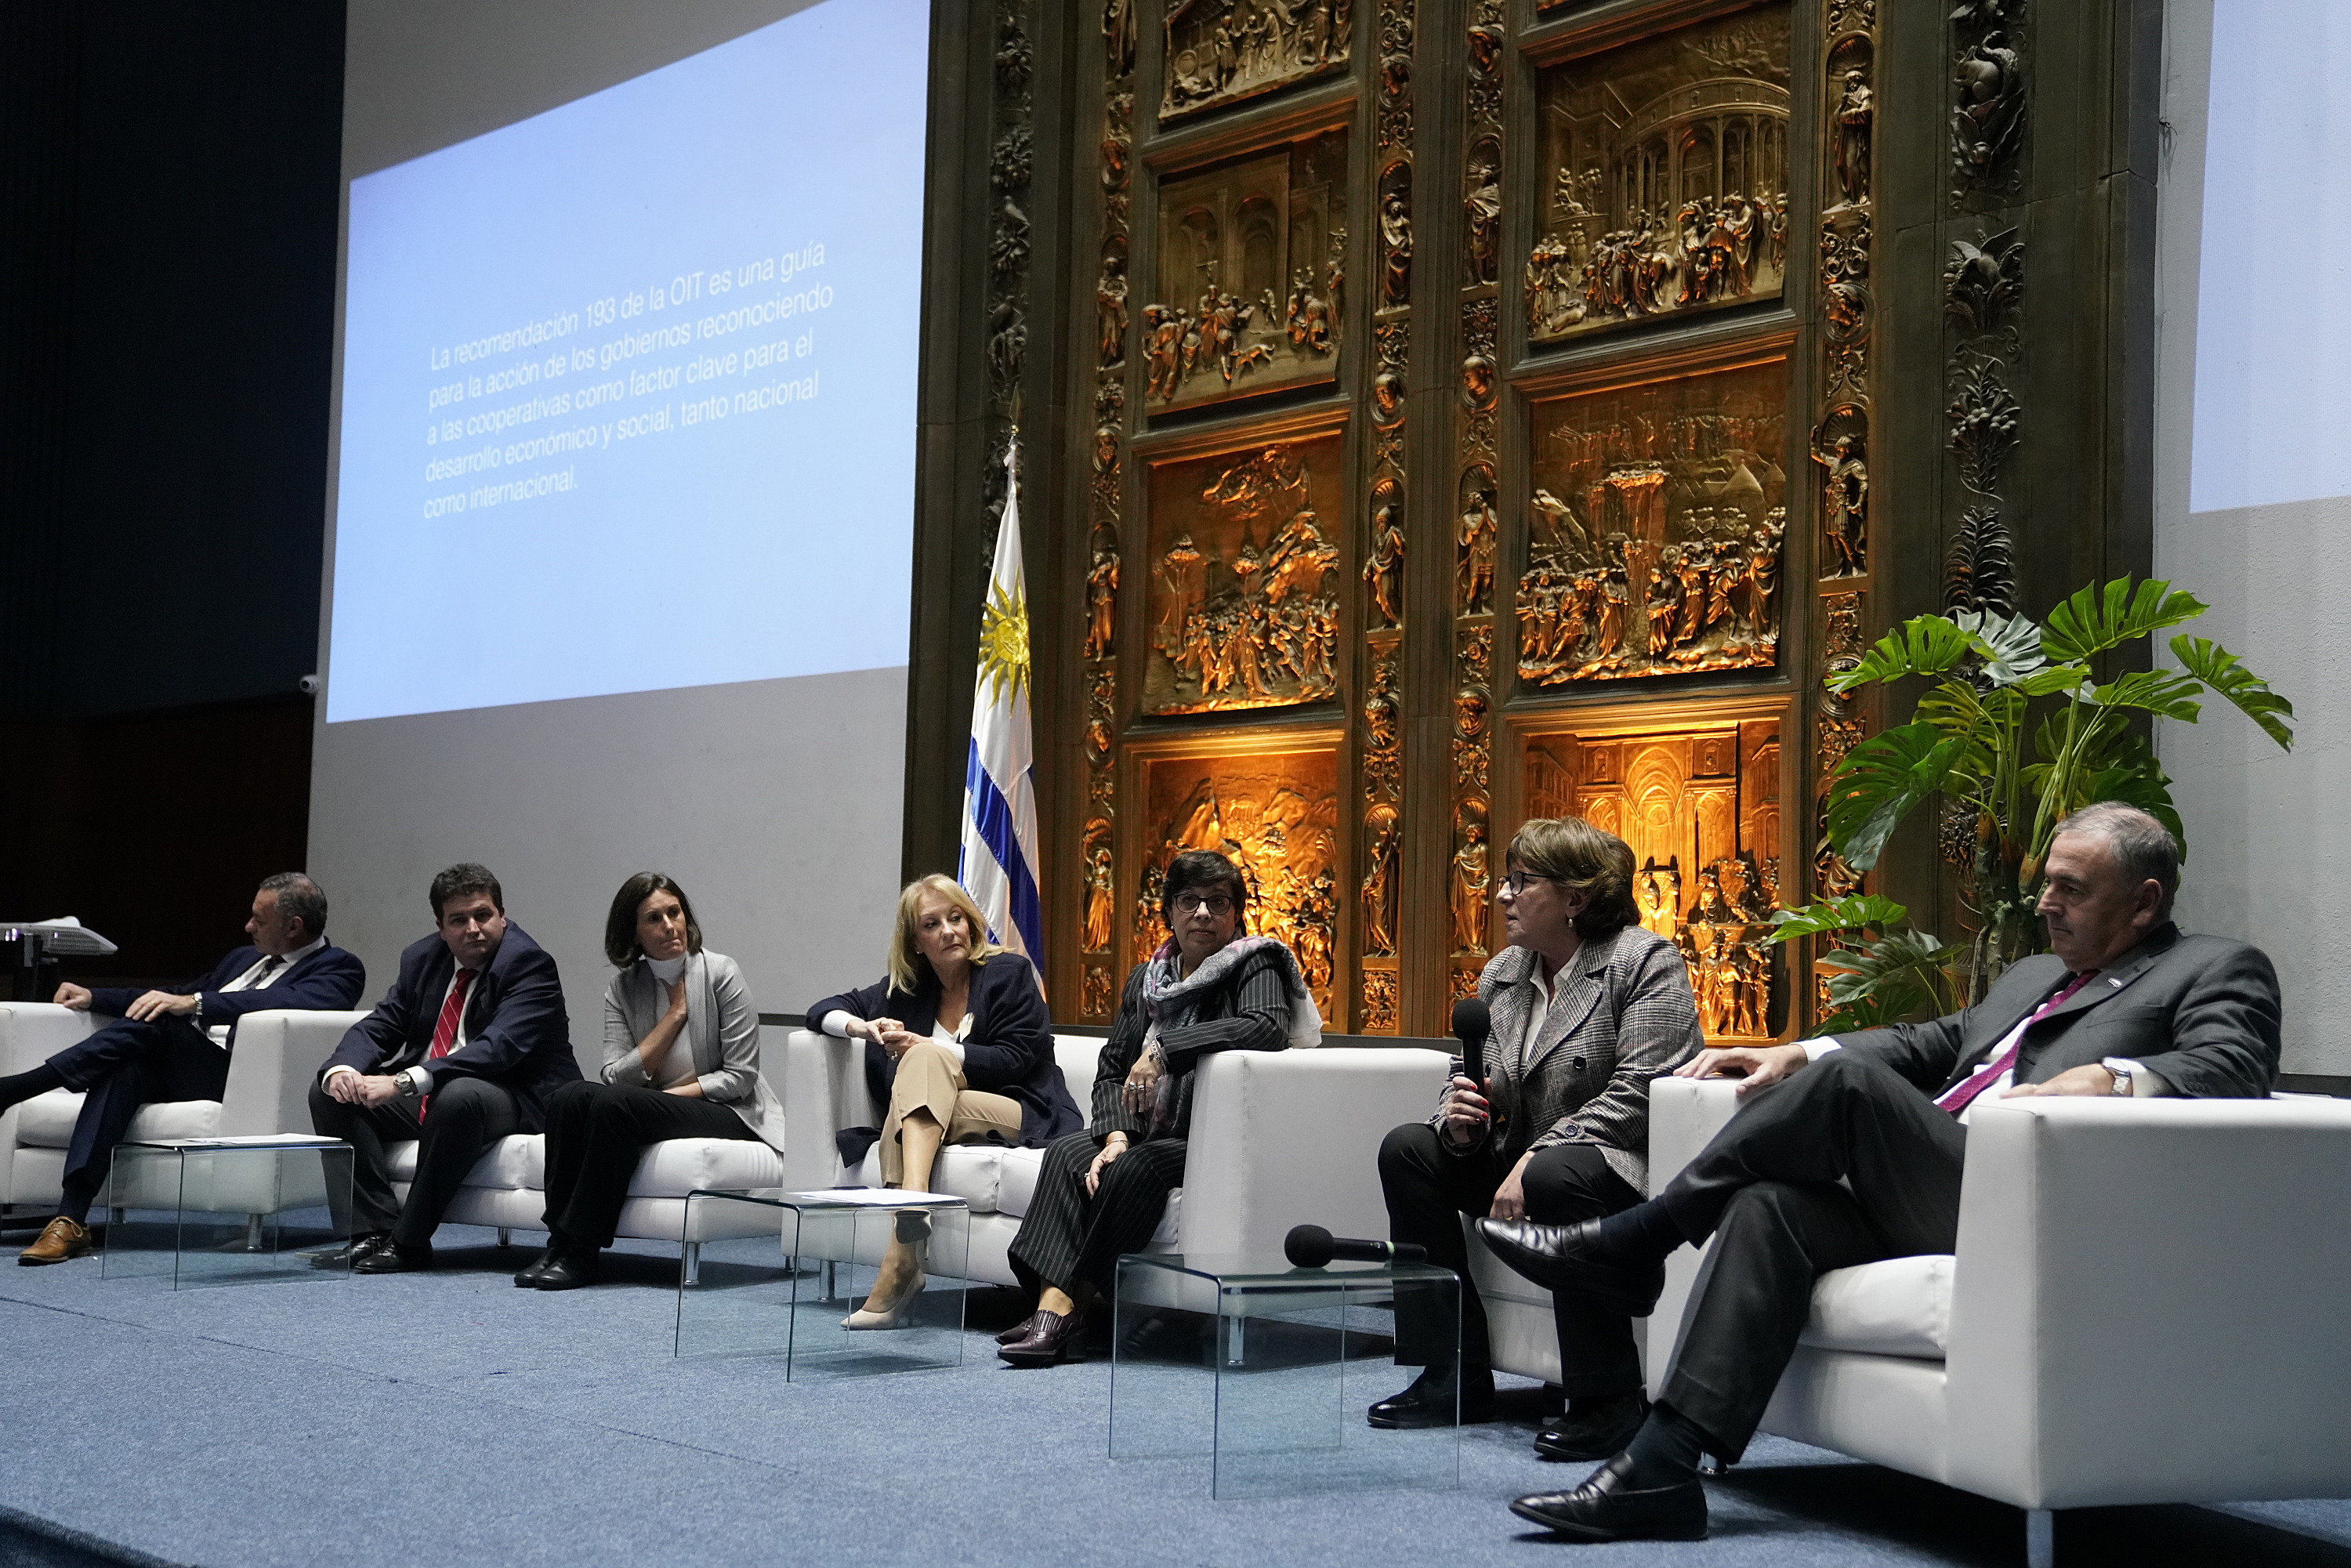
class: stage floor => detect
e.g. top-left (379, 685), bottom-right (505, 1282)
top-left (0, 1224), bottom-right (2344, 1568)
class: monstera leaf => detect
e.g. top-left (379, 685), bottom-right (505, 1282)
top-left (1950, 607), bottom-right (2048, 687)
top-left (2091, 668), bottom-right (2208, 724)
top-left (1828, 614), bottom-right (1977, 694)
top-left (2041, 577), bottom-right (2208, 663)
top-left (1824, 722), bottom-right (1971, 871)
top-left (2171, 635), bottom-right (2295, 750)
top-left (1767, 894), bottom-right (1911, 943)
top-left (1815, 927), bottom-right (1965, 1033)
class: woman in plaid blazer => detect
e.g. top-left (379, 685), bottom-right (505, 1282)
top-left (1370, 816), bottom-right (1702, 1462)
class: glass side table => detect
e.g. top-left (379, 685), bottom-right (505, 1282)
top-left (674, 1188), bottom-right (970, 1382)
top-left (101, 1135), bottom-right (353, 1288)
top-left (1110, 1250), bottom-right (1461, 1500)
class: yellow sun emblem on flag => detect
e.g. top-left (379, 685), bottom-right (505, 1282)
top-left (977, 579), bottom-right (1031, 704)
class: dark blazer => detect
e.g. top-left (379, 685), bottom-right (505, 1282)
top-left (1835, 922), bottom-right (2280, 1100)
top-left (323, 922), bottom-right (578, 1131)
top-left (1091, 946), bottom-right (1295, 1143)
top-left (809, 951), bottom-right (1081, 1146)
top-left (89, 944), bottom-right (367, 1043)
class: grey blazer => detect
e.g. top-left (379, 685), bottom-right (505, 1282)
top-left (1438, 925), bottom-right (1704, 1194)
top-left (601, 950), bottom-right (784, 1152)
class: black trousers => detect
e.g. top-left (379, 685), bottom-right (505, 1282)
top-left (540, 1080), bottom-right (755, 1248)
top-left (1379, 1123), bottom-right (1645, 1395)
top-left (307, 1075), bottom-right (520, 1246)
top-left (1655, 1048), bottom-right (1966, 1460)
top-left (1006, 1129), bottom-right (1187, 1296)
top-left (49, 1017), bottom-right (230, 1222)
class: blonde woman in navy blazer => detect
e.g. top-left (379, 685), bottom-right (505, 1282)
top-left (810, 874), bottom-right (1081, 1327)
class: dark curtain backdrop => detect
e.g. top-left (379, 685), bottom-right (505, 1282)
top-left (1, 2), bottom-right (346, 987)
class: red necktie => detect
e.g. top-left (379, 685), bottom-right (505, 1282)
top-left (421, 969), bottom-right (475, 1114)
top-left (1935, 970), bottom-right (2099, 1117)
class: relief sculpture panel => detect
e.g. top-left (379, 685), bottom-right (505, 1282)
top-left (1527, 7), bottom-right (1791, 346)
top-left (1141, 749), bottom-right (1340, 1024)
top-left (1161, 0), bottom-right (1353, 124)
top-left (1143, 433), bottom-right (1343, 715)
top-left (1518, 360), bottom-right (1788, 686)
top-left (1145, 132), bottom-right (1348, 412)
top-left (1524, 720), bottom-right (1783, 1041)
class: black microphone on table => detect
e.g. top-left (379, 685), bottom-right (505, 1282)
top-left (1285, 1223), bottom-right (1427, 1269)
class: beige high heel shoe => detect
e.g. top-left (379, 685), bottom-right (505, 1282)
top-left (842, 1208), bottom-right (932, 1329)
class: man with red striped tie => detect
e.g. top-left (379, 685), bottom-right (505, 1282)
top-left (311, 864), bottom-right (578, 1273)
top-left (1477, 802), bottom-right (2283, 1544)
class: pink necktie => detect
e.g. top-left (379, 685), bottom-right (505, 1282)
top-left (1935, 970), bottom-right (2099, 1117)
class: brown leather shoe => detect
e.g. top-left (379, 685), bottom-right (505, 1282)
top-left (998, 1308), bottom-right (1086, 1367)
top-left (19, 1217), bottom-right (91, 1266)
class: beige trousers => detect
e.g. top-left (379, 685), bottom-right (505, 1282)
top-left (879, 1037), bottom-right (1024, 1186)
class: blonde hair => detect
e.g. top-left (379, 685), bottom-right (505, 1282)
top-left (885, 874), bottom-right (1006, 993)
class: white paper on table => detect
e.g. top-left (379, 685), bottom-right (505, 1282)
top-left (164, 1135), bottom-right (345, 1148)
top-left (788, 1188), bottom-right (958, 1206)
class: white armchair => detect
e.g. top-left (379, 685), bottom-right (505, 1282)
top-left (792, 1028), bottom-right (1451, 1286)
top-left (1646, 1076), bottom-right (2351, 1563)
top-left (0, 1002), bottom-right (367, 1217)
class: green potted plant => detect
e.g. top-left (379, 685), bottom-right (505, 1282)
top-left (1776, 576), bottom-right (2294, 1030)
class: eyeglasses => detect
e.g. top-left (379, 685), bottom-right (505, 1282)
top-left (1173, 893), bottom-right (1236, 916)
top-left (1497, 870), bottom-right (1547, 898)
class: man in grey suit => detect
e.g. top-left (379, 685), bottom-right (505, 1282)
top-left (1484, 802), bottom-right (2283, 1544)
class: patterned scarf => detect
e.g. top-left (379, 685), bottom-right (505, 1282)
top-left (1140, 934), bottom-right (1324, 1048)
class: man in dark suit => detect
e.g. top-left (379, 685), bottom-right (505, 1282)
top-left (310, 863), bottom-right (575, 1273)
top-left (0, 873), bottom-right (365, 1265)
top-left (1482, 802), bottom-right (2283, 1544)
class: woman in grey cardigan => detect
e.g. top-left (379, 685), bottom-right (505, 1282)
top-left (515, 873), bottom-right (784, 1290)
top-left (1371, 816), bottom-right (1702, 1461)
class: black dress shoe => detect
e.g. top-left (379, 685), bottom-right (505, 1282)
top-left (1366, 1367), bottom-right (1497, 1429)
top-left (1476, 1218), bottom-right (1665, 1316)
top-left (514, 1248), bottom-right (560, 1287)
top-left (998, 1309), bottom-right (1085, 1367)
top-left (1510, 1453), bottom-right (1708, 1542)
top-left (353, 1241), bottom-right (432, 1275)
top-left (996, 1310), bottom-right (1046, 1345)
top-left (312, 1233), bottom-right (390, 1270)
top-left (531, 1248), bottom-right (600, 1291)
top-left (1535, 1395), bottom-right (1650, 1462)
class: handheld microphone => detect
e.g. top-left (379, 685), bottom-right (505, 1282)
top-left (1285, 1223), bottom-right (1429, 1269)
top-left (1451, 997), bottom-right (1491, 1090)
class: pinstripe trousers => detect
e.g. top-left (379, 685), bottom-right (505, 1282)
top-left (1006, 1129), bottom-right (1188, 1295)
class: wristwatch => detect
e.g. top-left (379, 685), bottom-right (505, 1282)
top-left (395, 1068), bottom-right (423, 1098)
top-left (2102, 1057), bottom-right (2135, 1097)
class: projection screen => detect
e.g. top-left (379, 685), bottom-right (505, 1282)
top-left (313, 0), bottom-right (929, 1052)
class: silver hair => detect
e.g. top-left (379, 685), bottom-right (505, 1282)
top-left (258, 871), bottom-right (328, 937)
top-left (2050, 802), bottom-right (2179, 918)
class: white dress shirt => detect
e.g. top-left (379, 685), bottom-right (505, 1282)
top-left (199, 934), bottom-right (327, 1047)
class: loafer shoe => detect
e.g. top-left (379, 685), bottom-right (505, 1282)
top-left (1510, 1453), bottom-right (1708, 1542)
top-left (353, 1241), bottom-right (432, 1274)
top-left (531, 1249), bottom-right (600, 1291)
top-left (1535, 1396), bottom-right (1650, 1462)
top-left (1366, 1367), bottom-right (1496, 1429)
top-left (312, 1232), bottom-right (391, 1270)
top-left (998, 1309), bottom-right (1086, 1367)
top-left (996, 1311), bottom-right (1047, 1345)
top-left (18, 1217), bottom-right (90, 1266)
top-left (1476, 1218), bottom-right (1665, 1316)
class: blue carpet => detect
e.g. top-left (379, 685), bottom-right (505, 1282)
top-left (0, 1225), bottom-right (2342, 1567)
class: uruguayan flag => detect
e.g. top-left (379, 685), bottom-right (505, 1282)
top-left (958, 438), bottom-right (1044, 965)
